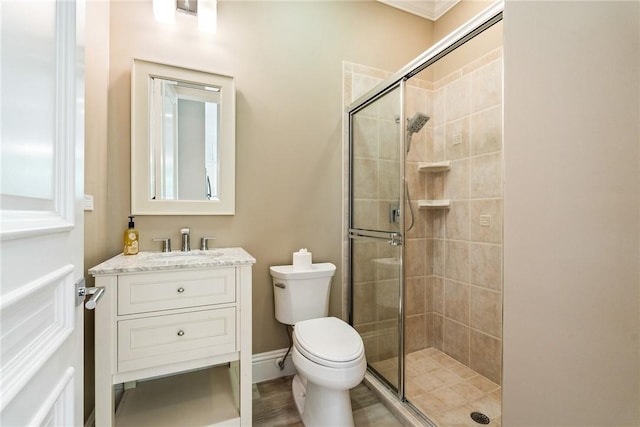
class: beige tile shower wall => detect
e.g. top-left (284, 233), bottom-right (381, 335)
top-left (428, 49), bottom-right (503, 385)
top-left (404, 80), bottom-right (434, 356)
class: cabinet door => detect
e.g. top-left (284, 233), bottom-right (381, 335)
top-left (118, 307), bottom-right (236, 372)
top-left (118, 268), bottom-right (236, 315)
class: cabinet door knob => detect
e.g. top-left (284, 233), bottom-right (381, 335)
top-left (177, 287), bottom-right (185, 293)
top-left (177, 330), bottom-right (185, 337)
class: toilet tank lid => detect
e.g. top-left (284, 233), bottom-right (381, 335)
top-left (270, 263), bottom-right (336, 279)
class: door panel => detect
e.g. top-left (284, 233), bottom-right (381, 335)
top-left (349, 83), bottom-right (404, 392)
top-left (350, 237), bottom-right (402, 390)
top-left (350, 85), bottom-right (402, 233)
top-left (0, 1), bottom-right (85, 425)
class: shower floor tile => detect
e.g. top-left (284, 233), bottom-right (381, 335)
top-left (373, 348), bottom-right (502, 427)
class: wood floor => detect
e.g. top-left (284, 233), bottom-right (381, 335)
top-left (252, 375), bottom-right (403, 427)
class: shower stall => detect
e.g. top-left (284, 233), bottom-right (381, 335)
top-left (346, 4), bottom-right (503, 425)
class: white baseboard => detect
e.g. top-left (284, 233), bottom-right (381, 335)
top-left (252, 348), bottom-right (297, 384)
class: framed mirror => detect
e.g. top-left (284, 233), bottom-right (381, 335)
top-left (131, 59), bottom-right (235, 215)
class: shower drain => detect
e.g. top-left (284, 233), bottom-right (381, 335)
top-left (470, 411), bottom-right (490, 425)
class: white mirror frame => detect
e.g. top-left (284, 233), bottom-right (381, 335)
top-left (131, 59), bottom-right (235, 215)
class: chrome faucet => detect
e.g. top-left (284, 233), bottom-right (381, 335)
top-left (180, 227), bottom-right (190, 251)
top-left (152, 237), bottom-right (172, 252)
top-left (200, 237), bottom-right (216, 250)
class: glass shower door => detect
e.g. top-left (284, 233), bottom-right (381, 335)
top-left (349, 84), bottom-right (404, 391)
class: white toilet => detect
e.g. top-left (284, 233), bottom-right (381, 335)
top-left (270, 263), bottom-right (366, 427)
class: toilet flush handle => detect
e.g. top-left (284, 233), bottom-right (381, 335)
top-left (274, 283), bottom-right (286, 289)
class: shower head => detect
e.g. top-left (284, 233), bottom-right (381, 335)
top-left (406, 112), bottom-right (430, 153)
top-left (407, 112), bottom-right (430, 135)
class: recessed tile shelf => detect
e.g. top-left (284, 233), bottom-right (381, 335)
top-left (417, 161), bottom-right (451, 173)
top-left (417, 199), bottom-right (451, 210)
top-left (418, 162), bottom-right (450, 210)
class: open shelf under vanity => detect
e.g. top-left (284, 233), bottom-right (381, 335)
top-left (115, 365), bottom-right (240, 427)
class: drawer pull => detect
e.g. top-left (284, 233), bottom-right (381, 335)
top-left (177, 287), bottom-right (185, 293)
top-left (177, 330), bottom-right (185, 337)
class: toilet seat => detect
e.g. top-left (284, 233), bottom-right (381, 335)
top-left (293, 317), bottom-right (364, 369)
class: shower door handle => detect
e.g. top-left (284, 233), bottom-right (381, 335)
top-left (348, 229), bottom-right (404, 246)
top-left (389, 233), bottom-right (403, 246)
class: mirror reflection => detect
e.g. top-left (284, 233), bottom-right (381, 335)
top-left (150, 78), bottom-right (220, 201)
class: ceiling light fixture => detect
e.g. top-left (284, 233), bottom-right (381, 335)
top-left (153, 0), bottom-right (217, 33)
top-left (153, 0), bottom-right (176, 24)
top-left (197, 0), bottom-right (217, 33)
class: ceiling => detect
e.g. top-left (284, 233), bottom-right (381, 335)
top-left (377, 0), bottom-right (461, 21)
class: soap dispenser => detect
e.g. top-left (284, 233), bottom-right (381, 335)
top-left (123, 216), bottom-right (139, 255)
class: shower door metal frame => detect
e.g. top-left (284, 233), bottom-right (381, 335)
top-left (347, 80), bottom-right (413, 404)
top-left (345, 0), bottom-right (504, 415)
top-left (347, 79), bottom-right (407, 397)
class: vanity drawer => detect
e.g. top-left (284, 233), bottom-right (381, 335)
top-left (117, 268), bottom-right (235, 315)
top-left (117, 307), bottom-right (236, 373)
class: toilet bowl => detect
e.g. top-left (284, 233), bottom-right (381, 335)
top-left (270, 263), bottom-right (366, 427)
top-left (291, 317), bottom-right (366, 427)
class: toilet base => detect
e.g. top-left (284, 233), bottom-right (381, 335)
top-left (291, 374), bottom-right (355, 427)
top-left (292, 374), bottom-right (306, 418)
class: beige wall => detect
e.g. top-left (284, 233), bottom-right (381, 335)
top-left (503, 1), bottom-right (640, 424)
top-left (84, 1), bottom-right (432, 362)
top-left (84, 0), bottom-right (111, 418)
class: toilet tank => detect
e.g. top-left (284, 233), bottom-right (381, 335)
top-left (270, 263), bottom-right (336, 325)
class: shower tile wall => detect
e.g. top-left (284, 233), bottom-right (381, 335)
top-left (343, 50), bottom-right (503, 385)
top-left (404, 78), bottom-right (435, 360)
top-left (427, 49), bottom-right (503, 385)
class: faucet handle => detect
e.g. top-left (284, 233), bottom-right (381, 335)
top-left (152, 238), bottom-right (172, 252)
top-left (200, 237), bottom-right (216, 250)
top-left (180, 227), bottom-right (190, 235)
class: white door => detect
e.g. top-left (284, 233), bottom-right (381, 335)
top-left (1, 1), bottom-right (85, 426)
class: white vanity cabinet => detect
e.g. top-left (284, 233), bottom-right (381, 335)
top-left (89, 249), bottom-right (255, 427)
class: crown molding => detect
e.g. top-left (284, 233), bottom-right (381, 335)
top-left (378, 0), bottom-right (461, 21)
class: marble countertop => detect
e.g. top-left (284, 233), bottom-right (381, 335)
top-left (88, 247), bottom-right (256, 275)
